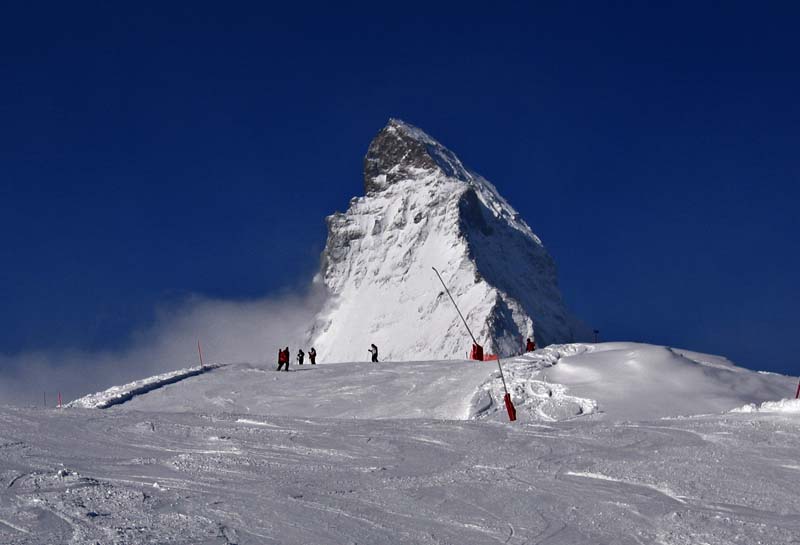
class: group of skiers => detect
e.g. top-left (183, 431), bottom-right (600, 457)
top-left (276, 338), bottom-right (530, 371)
top-left (276, 344), bottom-right (380, 371)
top-left (276, 346), bottom-right (316, 371)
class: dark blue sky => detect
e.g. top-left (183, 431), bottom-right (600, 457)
top-left (2, 3), bottom-right (798, 375)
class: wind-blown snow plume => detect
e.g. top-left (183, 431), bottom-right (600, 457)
top-left (310, 119), bottom-right (587, 362)
top-left (0, 288), bottom-right (323, 406)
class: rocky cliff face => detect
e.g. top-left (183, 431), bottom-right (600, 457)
top-left (309, 119), bottom-right (586, 362)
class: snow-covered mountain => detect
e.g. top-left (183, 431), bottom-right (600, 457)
top-left (309, 119), bottom-right (586, 362)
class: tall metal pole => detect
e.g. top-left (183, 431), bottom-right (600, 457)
top-left (495, 355), bottom-right (510, 396)
top-left (197, 339), bottom-right (205, 369)
top-left (432, 267), bottom-right (512, 400)
top-left (432, 267), bottom-right (479, 346)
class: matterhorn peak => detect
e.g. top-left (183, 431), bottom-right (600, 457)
top-left (309, 120), bottom-right (586, 362)
top-left (364, 119), bottom-right (472, 194)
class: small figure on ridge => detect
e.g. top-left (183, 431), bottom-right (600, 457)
top-left (368, 343), bottom-right (379, 363)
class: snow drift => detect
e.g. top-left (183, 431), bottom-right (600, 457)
top-left (731, 398), bottom-right (800, 413)
top-left (497, 342), bottom-right (796, 421)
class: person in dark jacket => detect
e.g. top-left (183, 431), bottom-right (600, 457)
top-left (368, 343), bottom-right (379, 363)
top-left (309, 347), bottom-right (317, 365)
top-left (277, 347), bottom-right (290, 371)
top-left (526, 338), bottom-right (536, 352)
top-left (297, 349), bottom-right (305, 365)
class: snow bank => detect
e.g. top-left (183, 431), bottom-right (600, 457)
top-left (66, 364), bottom-right (222, 409)
top-left (730, 398), bottom-right (800, 414)
top-left (473, 343), bottom-right (598, 421)
top-left (478, 343), bottom-right (795, 421)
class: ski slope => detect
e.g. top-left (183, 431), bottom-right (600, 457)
top-left (2, 342), bottom-right (798, 544)
top-left (70, 342), bottom-right (796, 423)
top-left (1, 401), bottom-right (799, 543)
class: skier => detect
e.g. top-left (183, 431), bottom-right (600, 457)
top-left (368, 343), bottom-right (379, 363)
top-left (526, 337), bottom-right (536, 352)
top-left (297, 349), bottom-right (305, 365)
top-left (309, 347), bottom-right (317, 365)
top-left (277, 347), bottom-right (289, 371)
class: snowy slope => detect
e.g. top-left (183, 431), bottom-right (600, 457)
top-left (5, 343), bottom-right (800, 543)
top-left (69, 342), bottom-right (796, 423)
top-left (309, 119), bottom-right (586, 363)
top-left (1, 401), bottom-right (799, 544)
top-left (113, 360), bottom-right (496, 420)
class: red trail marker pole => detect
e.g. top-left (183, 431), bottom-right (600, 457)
top-left (58, 392), bottom-right (62, 409)
top-left (432, 267), bottom-right (517, 421)
top-left (496, 355), bottom-right (517, 421)
top-left (795, 378), bottom-right (800, 399)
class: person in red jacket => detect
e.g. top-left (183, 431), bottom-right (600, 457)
top-left (526, 338), bottom-right (536, 352)
top-left (277, 347), bottom-right (289, 371)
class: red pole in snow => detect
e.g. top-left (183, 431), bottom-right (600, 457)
top-left (495, 355), bottom-right (517, 421)
top-left (197, 339), bottom-right (205, 369)
top-left (795, 378), bottom-right (800, 399)
top-left (58, 392), bottom-right (62, 409)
